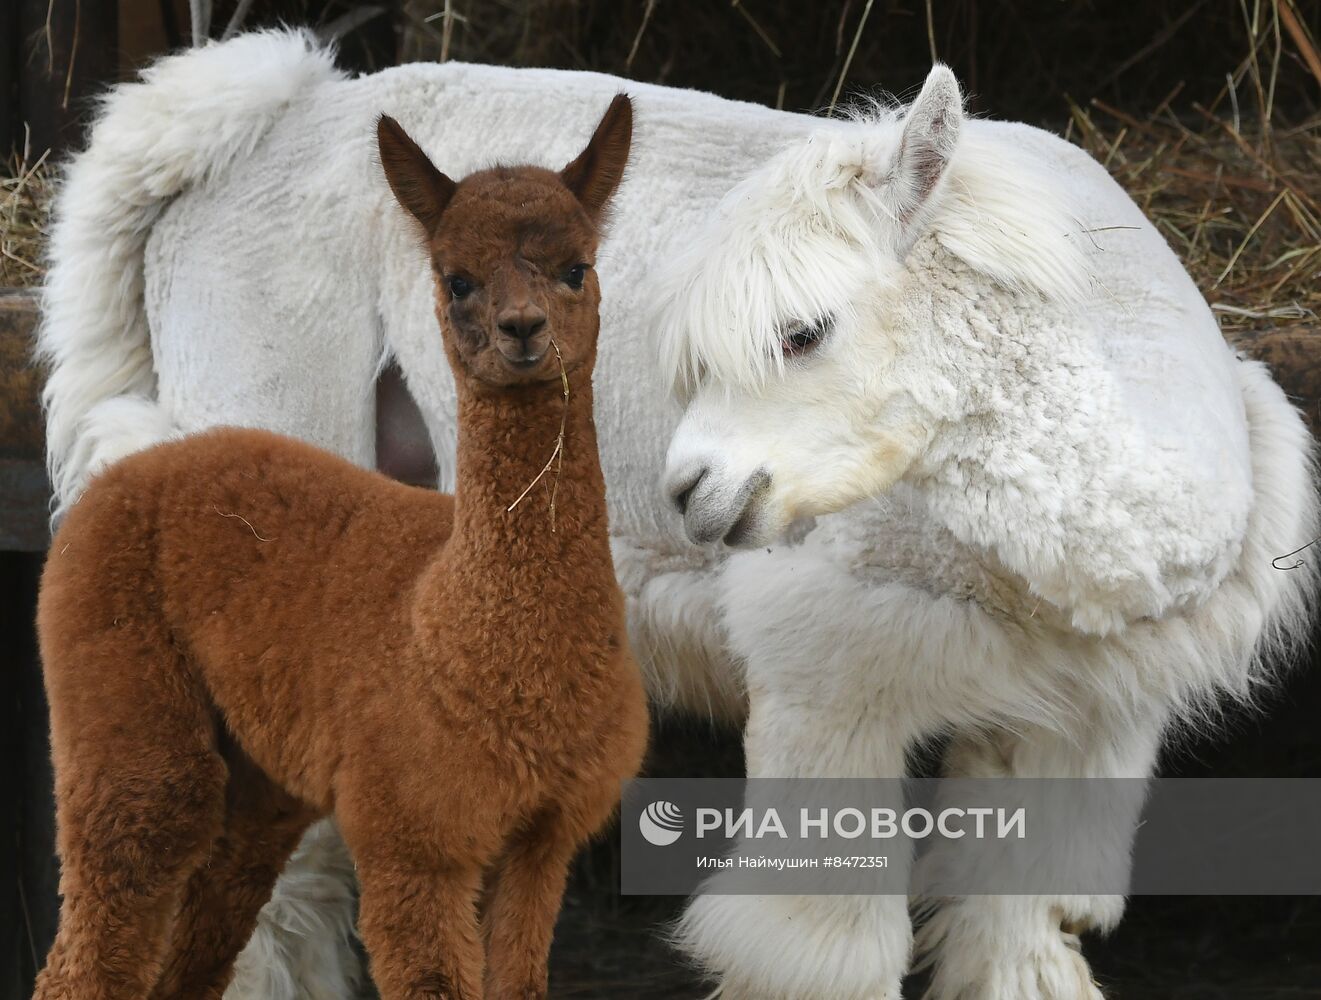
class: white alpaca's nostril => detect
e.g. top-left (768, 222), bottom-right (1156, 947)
top-left (669, 467), bottom-right (707, 515)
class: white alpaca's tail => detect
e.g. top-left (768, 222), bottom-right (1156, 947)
top-left (39, 29), bottom-right (340, 518)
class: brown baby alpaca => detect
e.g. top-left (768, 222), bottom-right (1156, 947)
top-left (34, 95), bottom-right (647, 1000)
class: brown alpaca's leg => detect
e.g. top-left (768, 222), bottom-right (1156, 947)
top-left (350, 846), bottom-right (485, 1000)
top-left (33, 742), bottom-right (228, 1000)
top-left (481, 805), bottom-right (596, 1000)
top-left (150, 751), bottom-right (316, 1000)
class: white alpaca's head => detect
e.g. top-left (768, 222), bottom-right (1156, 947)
top-left (655, 67), bottom-right (964, 547)
top-left (655, 66), bottom-right (1089, 547)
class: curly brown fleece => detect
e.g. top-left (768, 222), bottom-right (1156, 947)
top-left (33, 95), bottom-right (647, 1000)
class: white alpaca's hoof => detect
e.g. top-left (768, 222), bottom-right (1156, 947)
top-left (920, 927), bottom-right (1104, 1000)
top-left (678, 893), bottom-right (908, 1000)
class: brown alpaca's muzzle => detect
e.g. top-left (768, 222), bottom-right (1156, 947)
top-left (494, 301), bottom-right (551, 370)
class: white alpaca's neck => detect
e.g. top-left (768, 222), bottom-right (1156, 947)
top-left (895, 239), bottom-right (1251, 635)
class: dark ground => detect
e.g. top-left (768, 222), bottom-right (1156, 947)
top-left (549, 886), bottom-right (1321, 999)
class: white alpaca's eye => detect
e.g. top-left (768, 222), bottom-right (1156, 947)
top-left (780, 317), bottom-right (829, 358)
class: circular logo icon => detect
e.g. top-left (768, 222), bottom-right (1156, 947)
top-left (639, 800), bottom-right (684, 846)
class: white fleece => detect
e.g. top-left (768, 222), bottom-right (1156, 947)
top-left (39, 29), bottom-right (342, 516)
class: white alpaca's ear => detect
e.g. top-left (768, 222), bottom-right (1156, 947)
top-left (873, 66), bottom-right (963, 243)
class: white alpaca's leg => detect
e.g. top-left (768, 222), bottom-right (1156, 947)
top-left (916, 710), bottom-right (1167, 1000)
top-left (677, 542), bottom-right (918, 1000)
top-left (225, 819), bottom-right (363, 1000)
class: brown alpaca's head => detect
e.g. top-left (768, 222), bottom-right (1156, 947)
top-left (377, 95), bottom-right (632, 390)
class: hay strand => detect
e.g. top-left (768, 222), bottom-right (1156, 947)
top-left (507, 337), bottom-right (570, 531)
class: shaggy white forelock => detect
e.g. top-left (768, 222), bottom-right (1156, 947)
top-left (654, 124), bottom-right (904, 399)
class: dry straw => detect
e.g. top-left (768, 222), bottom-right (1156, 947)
top-left (1, 149), bottom-right (52, 287)
top-left (1063, 2), bottom-right (1320, 342)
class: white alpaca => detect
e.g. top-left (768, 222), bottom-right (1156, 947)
top-left (39, 31), bottom-right (1315, 1000)
top-left (655, 68), bottom-right (1317, 998)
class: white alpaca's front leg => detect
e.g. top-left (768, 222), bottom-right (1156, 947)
top-left (916, 712), bottom-right (1166, 1000)
top-left (677, 543), bottom-right (917, 1000)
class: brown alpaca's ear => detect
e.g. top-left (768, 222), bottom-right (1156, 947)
top-left (377, 114), bottom-right (456, 236)
top-left (560, 94), bottom-right (633, 224)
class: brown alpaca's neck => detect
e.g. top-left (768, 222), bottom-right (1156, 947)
top-left (439, 366), bottom-right (611, 589)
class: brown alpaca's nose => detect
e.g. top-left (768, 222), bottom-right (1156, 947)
top-left (496, 305), bottom-right (547, 342)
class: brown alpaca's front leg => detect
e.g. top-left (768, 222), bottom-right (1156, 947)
top-left (351, 847), bottom-right (486, 1000)
top-left (483, 799), bottom-right (612, 1000)
top-left (150, 756), bottom-right (315, 1000)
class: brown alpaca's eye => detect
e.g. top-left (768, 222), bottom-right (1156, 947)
top-left (447, 275), bottom-right (472, 299)
top-left (564, 264), bottom-right (588, 290)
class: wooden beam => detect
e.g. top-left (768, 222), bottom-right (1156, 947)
top-left (0, 292), bottom-right (45, 465)
top-left (0, 291), bottom-right (50, 551)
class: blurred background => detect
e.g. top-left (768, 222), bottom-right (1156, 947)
top-left (3, 2), bottom-right (1321, 998)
